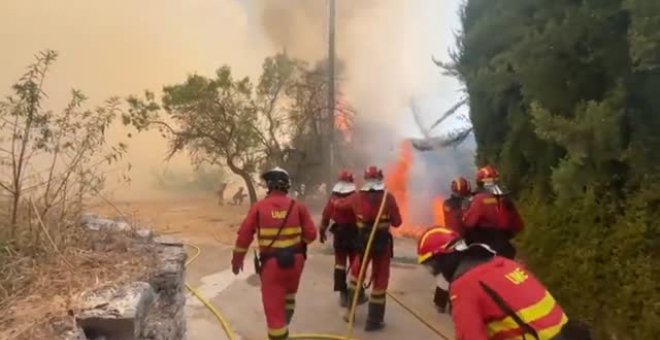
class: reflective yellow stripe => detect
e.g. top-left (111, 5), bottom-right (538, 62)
top-left (483, 197), bottom-right (498, 204)
top-left (357, 221), bottom-right (390, 229)
top-left (371, 289), bottom-right (386, 296)
top-left (537, 314), bottom-right (568, 339)
top-left (258, 237), bottom-right (302, 248)
top-left (376, 222), bottom-right (390, 229)
top-left (369, 296), bottom-right (386, 304)
top-left (259, 226), bottom-right (302, 237)
top-left (348, 279), bottom-right (358, 289)
top-left (233, 247), bottom-right (248, 253)
top-left (335, 265), bottom-right (346, 270)
top-left (418, 251), bottom-right (434, 264)
top-left (487, 291), bottom-right (560, 335)
top-left (268, 327), bottom-right (288, 337)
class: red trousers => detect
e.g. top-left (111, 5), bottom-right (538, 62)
top-left (348, 245), bottom-right (392, 302)
top-left (335, 250), bottom-right (357, 271)
top-left (260, 254), bottom-right (305, 340)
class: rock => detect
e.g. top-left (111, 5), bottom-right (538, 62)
top-left (153, 235), bottom-right (183, 247)
top-left (61, 326), bottom-right (87, 340)
top-left (76, 282), bottom-right (155, 340)
top-left (81, 213), bottom-right (99, 224)
top-left (135, 229), bottom-right (153, 240)
top-left (140, 245), bottom-right (187, 339)
top-left (84, 217), bottom-right (131, 232)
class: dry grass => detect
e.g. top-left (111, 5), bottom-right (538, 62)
top-left (0, 226), bottom-right (157, 340)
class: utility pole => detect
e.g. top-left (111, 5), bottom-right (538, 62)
top-left (327, 0), bottom-right (336, 184)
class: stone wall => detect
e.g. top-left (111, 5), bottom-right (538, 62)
top-left (66, 230), bottom-right (187, 340)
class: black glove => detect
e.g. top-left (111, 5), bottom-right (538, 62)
top-left (320, 228), bottom-right (327, 244)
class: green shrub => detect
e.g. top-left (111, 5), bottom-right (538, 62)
top-left (516, 189), bottom-right (660, 339)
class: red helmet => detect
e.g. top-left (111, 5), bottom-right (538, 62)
top-left (338, 169), bottom-right (354, 182)
top-left (476, 165), bottom-right (500, 184)
top-left (363, 166), bottom-right (384, 180)
top-left (450, 177), bottom-right (471, 196)
top-left (417, 227), bottom-right (462, 264)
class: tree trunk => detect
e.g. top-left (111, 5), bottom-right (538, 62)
top-left (227, 157), bottom-right (258, 204)
top-left (238, 171), bottom-right (258, 204)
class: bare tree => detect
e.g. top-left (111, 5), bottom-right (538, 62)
top-left (0, 50), bottom-right (126, 241)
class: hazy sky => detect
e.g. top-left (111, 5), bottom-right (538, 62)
top-left (0, 0), bottom-right (465, 196)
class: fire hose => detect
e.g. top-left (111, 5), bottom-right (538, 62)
top-left (183, 190), bottom-right (451, 339)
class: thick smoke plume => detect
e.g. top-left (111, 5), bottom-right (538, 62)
top-left (256, 0), bottom-right (475, 226)
top-left (255, 0), bottom-right (438, 133)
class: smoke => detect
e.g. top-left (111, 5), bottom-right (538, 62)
top-left (256, 1), bottom-right (475, 224)
top-left (0, 0), bottom-right (470, 206)
top-left (255, 0), bottom-right (440, 138)
top-left (0, 0), bottom-right (271, 200)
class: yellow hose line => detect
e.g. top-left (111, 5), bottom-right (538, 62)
top-left (343, 190), bottom-right (389, 339)
top-left (386, 292), bottom-right (451, 340)
top-left (184, 244), bottom-right (239, 340)
top-left (185, 284), bottom-right (239, 340)
top-left (184, 243), bottom-right (361, 340)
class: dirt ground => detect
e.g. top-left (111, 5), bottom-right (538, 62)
top-left (89, 193), bottom-right (455, 340)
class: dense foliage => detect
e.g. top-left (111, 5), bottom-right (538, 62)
top-left (453, 0), bottom-right (660, 338)
top-left (125, 54), bottom-right (345, 203)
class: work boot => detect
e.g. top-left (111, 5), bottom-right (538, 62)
top-left (358, 285), bottom-right (368, 305)
top-left (339, 289), bottom-right (349, 307)
top-left (434, 287), bottom-right (450, 313)
top-left (364, 302), bottom-right (385, 332)
top-left (333, 268), bottom-right (347, 292)
top-left (334, 268), bottom-right (349, 307)
top-left (346, 286), bottom-right (368, 308)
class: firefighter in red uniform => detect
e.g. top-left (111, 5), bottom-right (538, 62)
top-left (462, 165), bottom-right (524, 259)
top-left (417, 227), bottom-right (591, 340)
top-left (443, 176), bottom-right (472, 233)
top-left (320, 170), bottom-right (361, 307)
top-left (433, 177), bottom-right (472, 313)
top-left (334, 165), bottom-right (402, 331)
top-left (231, 167), bottom-right (317, 340)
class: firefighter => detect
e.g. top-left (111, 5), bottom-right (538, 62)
top-left (334, 165), bottom-right (402, 331)
top-left (320, 170), bottom-right (361, 307)
top-left (462, 165), bottom-right (524, 259)
top-left (443, 176), bottom-right (472, 233)
top-left (231, 167), bottom-right (317, 340)
top-left (433, 177), bottom-right (472, 313)
top-left (417, 227), bottom-right (591, 340)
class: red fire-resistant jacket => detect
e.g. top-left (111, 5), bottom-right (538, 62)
top-left (334, 191), bottom-right (403, 229)
top-left (232, 191), bottom-right (317, 264)
top-left (450, 256), bottom-right (568, 340)
top-left (321, 194), bottom-right (357, 230)
top-left (463, 192), bottom-right (524, 235)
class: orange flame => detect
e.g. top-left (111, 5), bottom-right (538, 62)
top-left (335, 96), bottom-right (352, 142)
top-left (386, 140), bottom-right (446, 240)
top-left (432, 197), bottom-right (446, 227)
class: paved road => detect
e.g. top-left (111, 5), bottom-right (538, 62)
top-left (184, 238), bottom-right (455, 340)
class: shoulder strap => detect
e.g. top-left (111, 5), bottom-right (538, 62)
top-left (261, 199), bottom-right (296, 251)
top-left (479, 281), bottom-right (539, 339)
